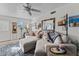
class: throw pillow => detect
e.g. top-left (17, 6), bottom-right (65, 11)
top-left (54, 36), bottom-right (62, 44)
top-left (47, 32), bottom-right (61, 43)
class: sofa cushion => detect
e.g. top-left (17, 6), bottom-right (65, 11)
top-left (47, 32), bottom-right (61, 43)
top-left (34, 39), bottom-right (48, 56)
top-left (62, 35), bottom-right (68, 43)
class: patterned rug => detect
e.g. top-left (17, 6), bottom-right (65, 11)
top-left (0, 42), bottom-right (34, 56)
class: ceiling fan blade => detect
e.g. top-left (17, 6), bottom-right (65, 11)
top-left (23, 5), bottom-right (26, 8)
top-left (23, 5), bottom-right (31, 12)
top-left (51, 11), bottom-right (56, 14)
top-left (26, 3), bottom-right (31, 8)
top-left (31, 8), bottom-right (41, 12)
top-left (23, 5), bottom-right (29, 9)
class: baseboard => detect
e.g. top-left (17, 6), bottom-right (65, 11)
top-left (0, 39), bottom-right (19, 43)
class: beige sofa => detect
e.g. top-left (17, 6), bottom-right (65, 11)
top-left (34, 39), bottom-right (77, 56)
top-left (19, 32), bottom-right (77, 56)
top-left (34, 32), bottom-right (77, 56)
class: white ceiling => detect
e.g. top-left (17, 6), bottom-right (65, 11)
top-left (0, 3), bottom-right (68, 19)
top-left (27, 3), bottom-right (67, 17)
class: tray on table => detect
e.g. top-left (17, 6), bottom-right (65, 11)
top-left (49, 47), bottom-right (66, 54)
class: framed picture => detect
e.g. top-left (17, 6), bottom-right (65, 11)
top-left (69, 15), bottom-right (79, 27)
top-left (12, 22), bottom-right (17, 33)
top-left (42, 18), bottom-right (55, 31)
top-left (58, 14), bottom-right (68, 26)
top-left (57, 14), bottom-right (68, 36)
top-left (58, 19), bottom-right (66, 26)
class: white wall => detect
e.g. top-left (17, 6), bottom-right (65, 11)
top-left (0, 3), bottom-right (79, 42)
top-left (52, 4), bottom-right (79, 42)
top-left (0, 3), bottom-right (30, 41)
top-left (38, 4), bottom-right (79, 42)
top-left (0, 15), bottom-right (29, 41)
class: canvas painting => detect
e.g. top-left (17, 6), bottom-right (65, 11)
top-left (69, 15), bottom-right (79, 27)
top-left (12, 22), bottom-right (17, 33)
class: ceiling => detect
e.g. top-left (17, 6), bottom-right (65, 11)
top-left (30, 3), bottom-right (67, 14)
top-left (17, 3), bottom-right (68, 19)
top-left (0, 3), bottom-right (68, 19)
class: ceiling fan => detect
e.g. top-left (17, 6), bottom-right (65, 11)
top-left (23, 3), bottom-right (41, 16)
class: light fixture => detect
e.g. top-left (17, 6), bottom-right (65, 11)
top-left (50, 11), bottom-right (56, 14)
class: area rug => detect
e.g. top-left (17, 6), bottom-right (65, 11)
top-left (0, 42), bottom-right (34, 56)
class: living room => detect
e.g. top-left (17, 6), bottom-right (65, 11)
top-left (0, 3), bottom-right (79, 56)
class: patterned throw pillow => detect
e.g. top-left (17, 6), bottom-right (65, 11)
top-left (47, 32), bottom-right (61, 43)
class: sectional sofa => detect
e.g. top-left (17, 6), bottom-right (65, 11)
top-left (19, 32), bottom-right (77, 56)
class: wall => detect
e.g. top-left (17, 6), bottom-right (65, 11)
top-left (0, 15), bottom-right (29, 41)
top-left (38, 4), bottom-right (79, 43)
top-left (0, 3), bottom-right (31, 41)
top-left (52, 4), bottom-right (79, 42)
top-left (0, 3), bottom-right (79, 42)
